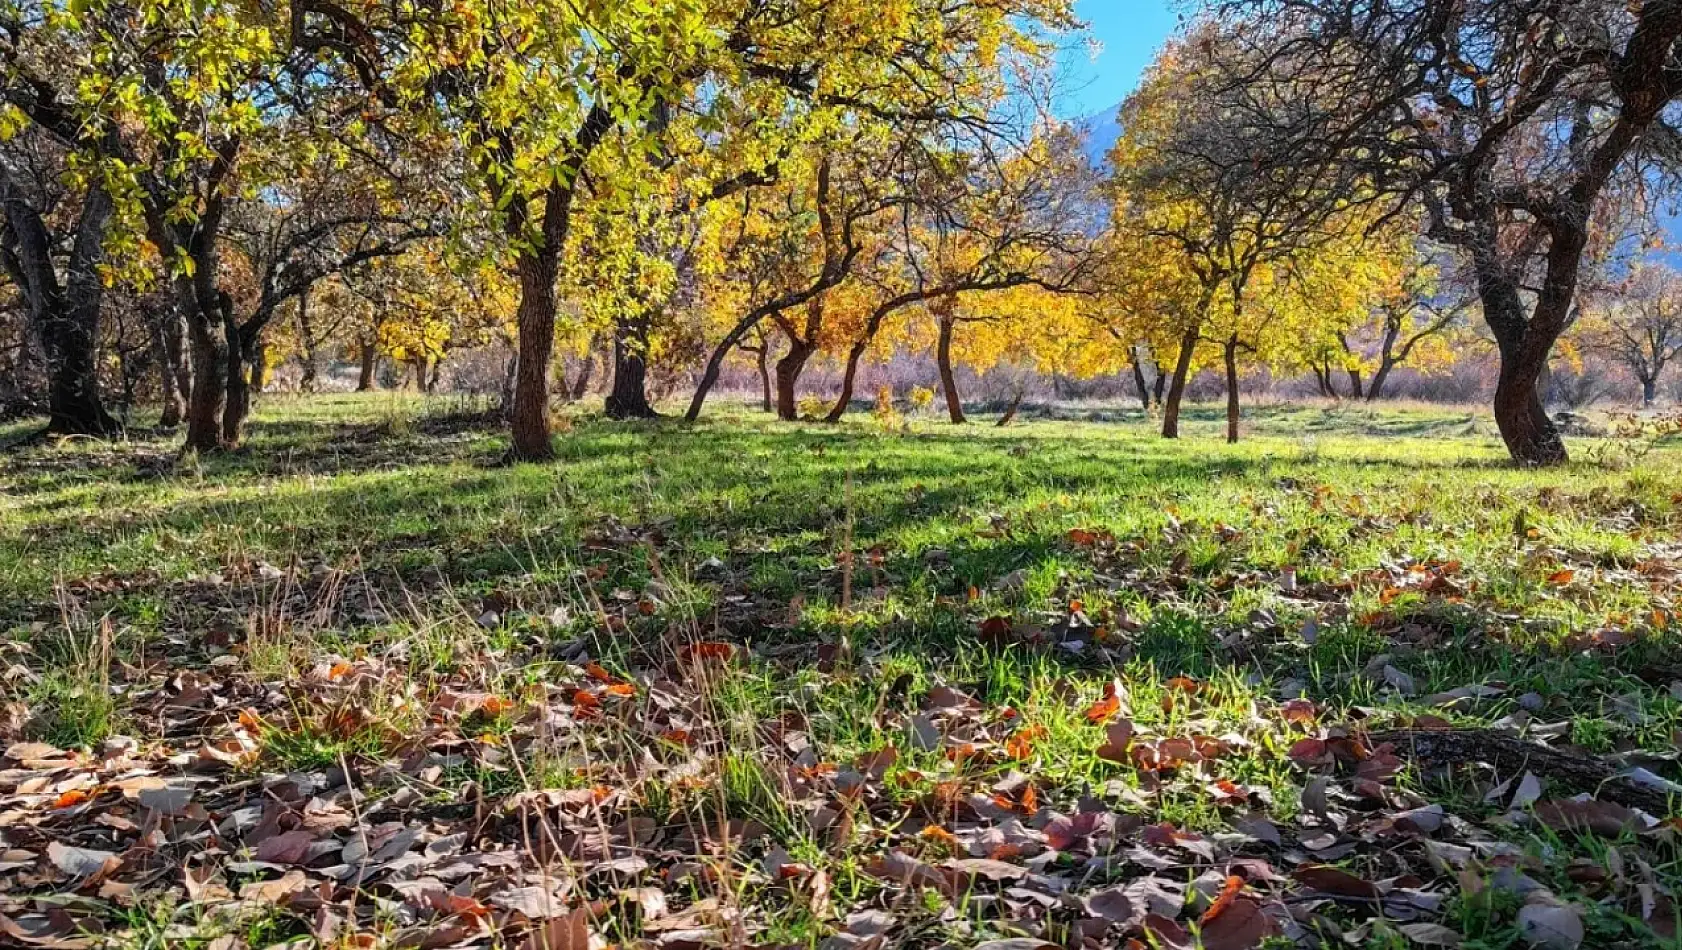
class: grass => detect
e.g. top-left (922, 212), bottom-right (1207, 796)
top-left (3, 392), bottom-right (1682, 948)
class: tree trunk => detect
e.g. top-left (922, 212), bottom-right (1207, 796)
top-left (774, 341), bottom-right (816, 420)
top-left (501, 353), bottom-right (518, 414)
top-left (183, 315), bottom-right (228, 453)
top-left (357, 338), bottom-right (378, 392)
top-left (156, 305), bottom-right (189, 427)
top-left (937, 312), bottom-right (965, 424)
top-left (1161, 325), bottom-right (1200, 439)
top-left (220, 294), bottom-right (249, 446)
top-left (1129, 347), bottom-right (1150, 411)
top-left (1345, 367), bottom-right (1364, 399)
top-left (571, 346), bottom-right (595, 401)
top-left (1366, 359), bottom-right (1396, 401)
top-left (1478, 250), bottom-right (1570, 466)
top-left (510, 249), bottom-right (560, 459)
top-left (250, 338), bottom-right (268, 395)
top-left (996, 387), bottom-right (1025, 427)
top-left (296, 288), bottom-right (318, 393)
top-left (1223, 334), bottom-right (1240, 444)
top-left (825, 341), bottom-right (869, 422)
top-left (755, 345), bottom-right (773, 412)
top-left (2, 185), bottom-right (121, 437)
top-left (1641, 376), bottom-right (1657, 407)
top-left (606, 311), bottom-right (658, 419)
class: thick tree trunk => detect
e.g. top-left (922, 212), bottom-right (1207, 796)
top-left (1223, 335), bottom-right (1241, 444)
top-left (1478, 254), bottom-right (1569, 466)
top-left (2, 185), bottom-right (120, 437)
top-left (357, 339), bottom-right (378, 392)
top-left (510, 250), bottom-right (560, 460)
top-left (1345, 367), bottom-right (1364, 399)
top-left (1161, 325), bottom-right (1200, 439)
top-left (606, 311), bottom-right (658, 420)
top-left (774, 341), bottom-right (816, 420)
top-left (1152, 357), bottom-right (1169, 406)
top-left (1641, 376), bottom-right (1658, 407)
top-left (1129, 347), bottom-right (1150, 411)
top-left (937, 313), bottom-right (965, 424)
top-left (184, 316), bottom-right (228, 453)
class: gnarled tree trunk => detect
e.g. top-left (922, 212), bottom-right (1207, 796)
top-left (606, 310), bottom-right (658, 419)
top-left (774, 340), bottom-right (816, 420)
top-left (1, 183), bottom-right (121, 437)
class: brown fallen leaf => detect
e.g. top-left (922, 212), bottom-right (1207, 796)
top-left (1292, 865), bottom-right (1383, 899)
top-left (520, 905), bottom-right (592, 950)
top-left (1096, 719), bottom-right (1135, 762)
top-left (1198, 897), bottom-right (1276, 950)
top-left (1533, 799), bottom-right (1638, 838)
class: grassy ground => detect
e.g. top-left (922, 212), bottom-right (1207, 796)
top-left (2, 393), bottom-right (1681, 949)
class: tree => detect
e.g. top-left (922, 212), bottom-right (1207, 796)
top-left (1582, 262), bottom-right (1682, 406)
top-left (1108, 31), bottom-right (1371, 441)
top-left (1205, 0), bottom-right (1682, 463)
top-left (821, 129), bottom-right (1102, 422)
top-left (0, 129), bottom-right (118, 436)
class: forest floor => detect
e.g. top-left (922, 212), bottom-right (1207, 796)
top-left (2, 394), bottom-right (1682, 950)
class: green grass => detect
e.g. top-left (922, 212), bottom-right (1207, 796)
top-left (4, 393), bottom-right (1682, 948)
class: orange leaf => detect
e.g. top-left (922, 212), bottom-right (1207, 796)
top-left (572, 690), bottom-right (600, 708)
top-left (481, 696), bottom-right (515, 715)
top-left (327, 662), bottom-right (354, 680)
top-left (1084, 678), bottom-right (1125, 723)
top-left (584, 662), bottom-right (616, 683)
top-left (603, 683), bottom-right (636, 697)
top-left (1547, 569), bottom-right (1576, 586)
top-left (681, 641), bottom-right (736, 662)
top-left (52, 789), bottom-right (90, 809)
top-left (1200, 875), bottom-right (1244, 924)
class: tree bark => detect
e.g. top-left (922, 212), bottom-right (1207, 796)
top-left (571, 345), bottom-right (595, 401)
top-left (937, 311), bottom-right (965, 424)
top-left (1161, 325), bottom-right (1200, 439)
top-left (1, 184), bottom-right (121, 437)
top-left (510, 249), bottom-right (561, 459)
top-left (825, 340), bottom-right (869, 422)
top-left (358, 338), bottom-right (378, 391)
top-left (774, 340), bottom-right (816, 420)
top-left (250, 338), bottom-right (268, 394)
top-left (1479, 256), bottom-right (1568, 466)
top-left (1366, 359), bottom-right (1396, 402)
top-left (1641, 376), bottom-right (1657, 407)
top-left (220, 293), bottom-right (249, 446)
top-left (183, 312), bottom-right (228, 453)
top-left (1129, 346), bottom-right (1150, 411)
top-left (755, 344), bottom-right (772, 412)
top-left (296, 288), bottom-right (318, 393)
top-left (156, 305), bottom-right (190, 427)
top-left (606, 310), bottom-right (658, 419)
top-left (1223, 334), bottom-right (1241, 444)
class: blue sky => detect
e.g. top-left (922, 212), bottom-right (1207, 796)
top-left (1061, 0), bottom-right (1181, 119)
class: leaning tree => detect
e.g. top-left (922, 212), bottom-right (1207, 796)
top-left (1204, 0), bottom-right (1682, 463)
